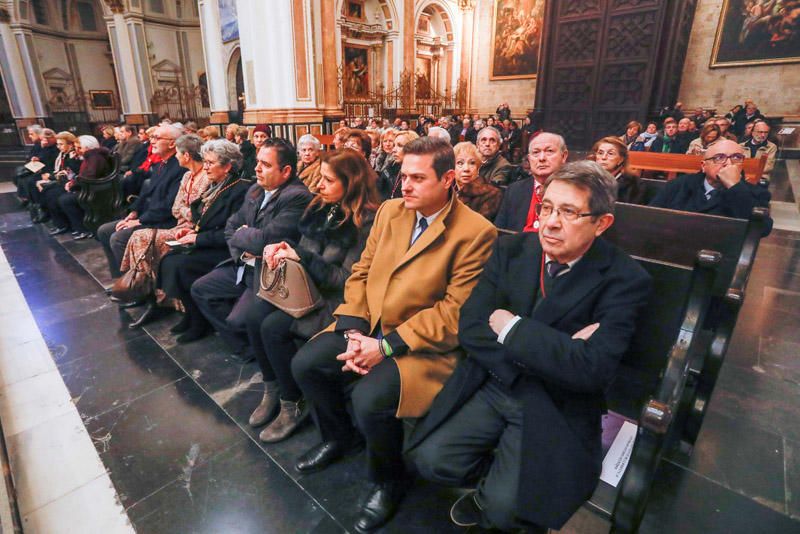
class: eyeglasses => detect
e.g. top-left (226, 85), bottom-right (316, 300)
top-left (536, 203), bottom-right (600, 221)
top-left (152, 136), bottom-right (175, 141)
top-left (595, 150), bottom-right (619, 158)
top-left (202, 159), bottom-right (219, 167)
top-left (704, 153), bottom-right (745, 164)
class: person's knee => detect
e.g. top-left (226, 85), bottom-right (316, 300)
top-left (410, 439), bottom-right (470, 485)
top-left (190, 273), bottom-right (212, 302)
top-left (290, 334), bottom-right (334, 385)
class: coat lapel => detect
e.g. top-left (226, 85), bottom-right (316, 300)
top-left (508, 235), bottom-right (543, 317)
top-left (532, 239), bottom-right (612, 326)
top-left (392, 195), bottom-right (455, 273)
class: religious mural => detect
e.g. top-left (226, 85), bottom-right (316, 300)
top-left (343, 45), bottom-right (369, 97)
top-left (490, 0), bottom-right (545, 80)
top-left (711, 0), bottom-right (800, 67)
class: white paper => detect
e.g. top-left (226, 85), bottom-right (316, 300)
top-left (600, 421), bottom-right (637, 487)
top-left (24, 161), bottom-right (45, 173)
top-left (778, 127), bottom-right (795, 135)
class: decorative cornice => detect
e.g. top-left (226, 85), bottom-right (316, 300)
top-left (104, 0), bottom-right (126, 15)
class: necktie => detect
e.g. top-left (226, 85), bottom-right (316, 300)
top-left (546, 260), bottom-right (569, 278)
top-left (411, 218), bottom-right (428, 245)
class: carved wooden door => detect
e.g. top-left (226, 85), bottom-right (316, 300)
top-left (538, 0), bottom-right (694, 149)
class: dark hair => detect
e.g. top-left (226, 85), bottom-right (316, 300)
top-left (700, 123), bottom-right (721, 146)
top-left (625, 121), bottom-right (642, 134)
top-left (545, 160), bottom-right (616, 217)
top-left (346, 130), bottom-right (372, 159)
top-left (121, 124), bottom-right (136, 135)
top-left (261, 137), bottom-right (297, 178)
top-left (312, 149), bottom-right (380, 228)
top-left (400, 136), bottom-right (455, 180)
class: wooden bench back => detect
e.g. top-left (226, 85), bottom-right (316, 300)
top-left (317, 134), bottom-right (335, 149)
top-left (628, 152), bottom-right (766, 184)
top-left (604, 203), bottom-right (748, 297)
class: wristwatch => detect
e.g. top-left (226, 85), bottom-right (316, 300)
top-left (343, 329), bottom-right (360, 341)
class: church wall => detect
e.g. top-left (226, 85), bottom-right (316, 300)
top-left (678, 0), bottom-right (800, 117)
top-left (72, 40), bottom-right (117, 92)
top-left (469, 0), bottom-right (536, 118)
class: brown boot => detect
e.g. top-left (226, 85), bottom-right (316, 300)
top-left (248, 381), bottom-right (279, 427)
top-left (259, 398), bottom-right (308, 443)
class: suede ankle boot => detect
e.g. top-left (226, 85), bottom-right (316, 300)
top-left (248, 381), bottom-right (280, 427)
top-left (259, 398), bottom-right (307, 443)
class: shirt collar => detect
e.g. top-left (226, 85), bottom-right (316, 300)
top-left (415, 204), bottom-right (447, 228)
top-left (703, 177), bottom-right (716, 197)
top-left (545, 253), bottom-right (582, 274)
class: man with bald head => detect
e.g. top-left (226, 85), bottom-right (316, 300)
top-left (650, 138), bottom-right (772, 234)
top-left (98, 123), bottom-right (187, 279)
top-left (495, 132), bottom-right (568, 232)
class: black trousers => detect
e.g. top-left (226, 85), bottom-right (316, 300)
top-left (410, 379), bottom-right (536, 532)
top-left (190, 264), bottom-right (252, 353)
top-left (55, 191), bottom-right (88, 233)
top-left (291, 332), bottom-right (404, 482)
top-left (159, 248), bottom-right (226, 333)
top-left (243, 298), bottom-right (302, 401)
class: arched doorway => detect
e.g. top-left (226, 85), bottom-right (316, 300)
top-left (226, 48), bottom-right (244, 123)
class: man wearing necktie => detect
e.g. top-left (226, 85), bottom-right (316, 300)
top-left (291, 137), bottom-right (497, 532)
top-left (409, 161), bottom-right (653, 532)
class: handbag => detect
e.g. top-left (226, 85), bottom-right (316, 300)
top-left (111, 228), bottom-right (158, 303)
top-left (257, 257), bottom-right (323, 318)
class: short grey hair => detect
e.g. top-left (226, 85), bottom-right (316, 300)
top-left (297, 134), bottom-right (321, 150)
top-left (201, 139), bottom-right (243, 171)
top-left (175, 134), bottom-right (204, 162)
top-left (544, 160), bottom-right (617, 216)
top-left (427, 126), bottom-right (451, 142)
top-left (77, 135), bottom-right (100, 150)
top-left (477, 127), bottom-right (500, 141)
top-left (160, 123), bottom-right (183, 140)
top-left (27, 125), bottom-right (43, 135)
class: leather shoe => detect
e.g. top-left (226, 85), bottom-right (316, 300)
top-left (169, 314), bottom-right (191, 334)
top-left (49, 227), bottom-right (69, 236)
top-left (117, 299), bottom-right (146, 309)
top-left (176, 327), bottom-right (209, 344)
top-left (295, 441), bottom-right (345, 474)
top-left (128, 302), bottom-right (159, 329)
top-left (73, 232), bottom-right (93, 240)
top-left (227, 351), bottom-right (255, 364)
top-left (354, 481), bottom-right (408, 533)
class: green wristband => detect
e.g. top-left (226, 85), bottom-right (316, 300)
top-left (381, 338), bottom-right (394, 358)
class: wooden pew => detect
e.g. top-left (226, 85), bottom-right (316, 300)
top-left (628, 152), bottom-right (767, 184)
top-left (604, 203), bottom-right (768, 448)
top-left (639, 178), bottom-right (666, 204)
top-left (317, 134), bottom-right (335, 150)
top-left (590, 250), bottom-right (720, 532)
top-left (76, 152), bottom-right (125, 233)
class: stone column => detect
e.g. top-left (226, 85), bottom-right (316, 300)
top-left (198, 0), bottom-right (232, 124)
top-left (237, 0), bottom-right (323, 141)
top-left (0, 9), bottom-right (42, 133)
top-left (106, 8), bottom-right (152, 124)
top-left (318, 0), bottom-right (343, 120)
top-left (401, 0), bottom-right (415, 115)
top-left (459, 5), bottom-right (476, 114)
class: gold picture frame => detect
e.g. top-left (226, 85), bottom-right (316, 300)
top-left (710, 0), bottom-right (800, 68)
top-left (489, 0), bottom-right (546, 81)
top-left (89, 90), bottom-right (115, 109)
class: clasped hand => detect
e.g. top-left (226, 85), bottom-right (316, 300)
top-left (175, 228), bottom-right (197, 245)
top-left (262, 241), bottom-right (300, 270)
top-left (336, 332), bottom-right (383, 375)
top-left (489, 308), bottom-right (600, 341)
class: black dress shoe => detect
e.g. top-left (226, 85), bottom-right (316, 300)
top-left (71, 231), bottom-right (80, 236)
top-left (176, 328), bottom-right (209, 344)
top-left (227, 351), bottom-right (256, 364)
top-left (73, 231), bottom-right (93, 240)
top-left (128, 302), bottom-right (159, 329)
top-left (295, 442), bottom-right (345, 474)
top-left (354, 481), bottom-right (408, 533)
top-left (104, 286), bottom-right (113, 296)
top-left (117, 299), bottom-right (146, 309)
top-left (49, 227), bottom-right (69, 236)
top-left (169, 314), bottom-right (191, 334)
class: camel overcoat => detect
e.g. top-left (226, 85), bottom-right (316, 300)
top-left (327, 194), bottom-right (497, 417)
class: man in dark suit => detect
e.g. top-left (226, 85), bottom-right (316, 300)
top-left (494, 132), bottom-right (568, 232)
top-left (188, 138), bottom-right (313, 357)
top-left (649, 138), bottom-right (773, 235)
top-left (97, 124), bottom-right (185, 279)
top-left (409, 161), bottom-right (652, 532)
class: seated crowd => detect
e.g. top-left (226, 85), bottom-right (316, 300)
top-left (13, 97), bottom-right (777, 532)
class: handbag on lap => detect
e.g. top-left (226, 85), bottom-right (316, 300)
top-left (257, 257), bottom-right (322, 318)
top-left (111, 228), bottom-right (158, 303)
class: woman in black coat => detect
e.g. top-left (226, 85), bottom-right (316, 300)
top-left (159, 140), bottom-right (249, 339)
top-left (244, 148), bottom-right (379, 443)
top-left (34, 131), bottom-right (82, 227)
top-left (589, 136), bottom-right (645, 204)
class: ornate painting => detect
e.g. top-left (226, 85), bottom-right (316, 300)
top-left (218, 0), bottom-right (239, 43)
top-left (343, 45), bottom-right (369, 97)
top-left (89, 90), bottom-right (115, 109)
top-left (490, 0), bottom-right (546, 80)
top-left (711, 0), bottom-right (800, 67)
top-left (415, 56), bottom-right (432, 99)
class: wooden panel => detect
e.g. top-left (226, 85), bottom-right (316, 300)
top-left (628, 152), bottom-right (766, 184)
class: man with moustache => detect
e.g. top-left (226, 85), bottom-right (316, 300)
top-left (494, 132), bottom-right (568, 232)
top-left (409, 161), bottom-right (652, 532)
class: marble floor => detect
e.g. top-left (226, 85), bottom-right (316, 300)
top-left (1, 169), bottom-right (800, 532)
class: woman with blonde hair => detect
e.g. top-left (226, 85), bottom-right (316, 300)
top-left (589, 136), bottom-right (645, 204)
top-left (374, 129), bottom-right (396, 172)
top-left (453, 142), bottom-right (503, 221)
top-left (243, 148), bottom-right (380, 442)
top-left (379, 129), bottom-right (419, 199)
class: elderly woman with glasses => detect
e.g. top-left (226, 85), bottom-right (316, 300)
top-left (157, 139), bottom-right (250, 336)
top-left (121, 134), bottom-right (214, 327)
top-left (589, 136), bottom-right (645, 204)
